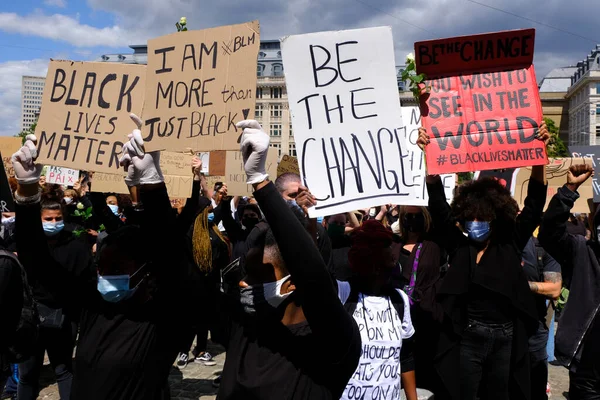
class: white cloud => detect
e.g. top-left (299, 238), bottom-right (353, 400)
top-left (0, 12), bottom-right (142, 47)
top-left (44, 0), bottom-right (67, 8)
top-left (0, 59), bottom-right (48, 136)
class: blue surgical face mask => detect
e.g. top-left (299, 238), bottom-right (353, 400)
top-left (108, 204), bottom-right (119, 216)
top-left (97, 264), bottom-right (146, 303)
top-left (316, 216), bottom-right (324, 225)
top-left (43, 221), bottom-right (64, 237)
top-left (286, 199), bottom-right (303, 213)
top-left (465, 221), bottom-right (491, 243)
top-left (207, 212), bottom-right (215, 222)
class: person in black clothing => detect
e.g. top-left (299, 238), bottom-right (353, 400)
top-left (538, 164), bottom-right (600, 399)
top-left (216, 120), bottom-right (361, 399)
top-left (418, 125), bottom-right (549, 400)
top-left (17, 185), bottom-right (93, 400)
top-left (13, 122), bottom-right (188, 399)
top-left (521, 235), bottom-right (562, 400)
top-left (220, 198), bottom-right (262, 261)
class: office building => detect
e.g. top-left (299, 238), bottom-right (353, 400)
top-left (538, 67), bottom-right (576, 144)
top-left (566, 46), bottom-right (600, 146)
top-left (21, 75), bottom-right (45, 131)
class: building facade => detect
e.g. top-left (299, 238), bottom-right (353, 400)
top-left (566, 46), bottom-right (600, 146)
top-left (21, 75), bottom-right (45, 131)
top-left (538, 67), bottom-right (576, 144)
top-left (95, 41), bottom-right (409, 158)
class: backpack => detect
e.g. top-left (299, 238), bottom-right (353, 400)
top-left (0, 250), bottom-right (39, 362)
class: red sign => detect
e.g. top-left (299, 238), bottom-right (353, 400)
top-left (415, 29), bottom-right (547, 174)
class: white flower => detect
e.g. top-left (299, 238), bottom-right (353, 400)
top-left (76, 202), bottom-right (84, 210)
top-left (406, 52), bottom-right (415, 63)
top-left (180, 17), bottom-right (187, 25)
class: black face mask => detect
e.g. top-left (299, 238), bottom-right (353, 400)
top-left (242, 217), bottom-right (259, 230)
top-left (402, 213), bottom-right (425, 233)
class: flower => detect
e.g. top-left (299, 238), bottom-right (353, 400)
top-left (180, 17), bottom-right (187, 25)
top-left (405, 52), bottom-right (415, 63)
top-left (76, 202), bottom-right (84, 210)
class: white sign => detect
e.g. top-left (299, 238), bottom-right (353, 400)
top-left (198, 152), bottom-right (210, 175)
top-left (282, 27), bottom-right (416, 217)
top-left (46, 166), bottom-right (79, 186)
top-left (400, 107), bottom-right (455, 205)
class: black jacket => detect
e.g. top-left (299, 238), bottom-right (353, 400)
top-left (427, 177), bottom-right (544, 400)
top-left (539, 185), bottom-right (600, 369)
top-left (0, 242), bottom-right (23, 370)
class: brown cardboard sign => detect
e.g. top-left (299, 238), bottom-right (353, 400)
top-left (0, 137), bottom-right (24, 178)
top-left (209, 150), bottom-right (226, 176)
top-left (35, 60), bottom-right (146, 173)
top-left (142, 21), bottom-right (260, 153)
top-left (277, 155), bottom-right (300, 177)
top-left (225, 149), bottom-right (277, 197)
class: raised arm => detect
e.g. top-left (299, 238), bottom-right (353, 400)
top-left (220, 198), bottom-right (244, 244)
top-left (539, 164), bottom-right (593, 284)
top-left (176, 157), bottom-right (203, 233)
top-left (239, 119), bottom-right (358, 360)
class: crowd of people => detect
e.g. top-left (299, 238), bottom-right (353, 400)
top-left (0, 116), bottom-right (598, 400)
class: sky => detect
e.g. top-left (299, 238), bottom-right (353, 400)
top-left (0, 0), bottom-right (598, 136)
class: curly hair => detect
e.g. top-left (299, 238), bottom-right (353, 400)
top-left (451, 177), bottom-right (519, 223)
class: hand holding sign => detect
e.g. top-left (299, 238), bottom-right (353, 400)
top-left (237, 119), bottom-right (270, 185)
top-left (11, 135), bottom-right (44, 185)
top-left (296, 186), bottom-right (317, 216)
top-left (192, 157), bottom-right (203, 178)
top-left (119, 113), bottom-right (164, 186)
top-left (567, 164), bottom-right (594, 193)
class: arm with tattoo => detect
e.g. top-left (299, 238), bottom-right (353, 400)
top-left (529, 272), bottom-right (562, 300)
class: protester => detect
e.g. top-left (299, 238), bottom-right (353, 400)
top-left (326, 213), bottom-right (354, 281)
top-left (566, 213), bottom-right (588, 238)
top-left (16, 184), bottom-right (94, 400)
top-left (521, 233), bottom-right (562, 400)
top-left (274, 172), bottom-right (301, 200)
top-left (220, 199), bottom-right (262, 261)
top-left (393, 205), bottom-right (447, 394)
top-left (105, 194), bottom-right (121, 218)
top-left (176, 157), bottom-right (229, 369)
top-left (419, 124), bottom-right (549, 400)
top-left (337, 220), bottom-right (417, 400)
top-left (538, 164), bottom-right (600, 398)
top-left (217, 120), bottom-right (361, 399)
top-left (13, 120), bottom-right (189, 399)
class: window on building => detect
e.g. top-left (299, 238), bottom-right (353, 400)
top-left (270, 124), bottom-right (282, 137)
top-left (256, 88), bottom-right (263, 99)
top-left (272, 64), bottom-right (283, 77)
top-left (597, 83), bottom-right (600, 94)
top-left (257, 64), bottom-right (265, 77)
top-left (597, 104), bottom-right (600, 115)
top-left (255, 104), bottom-right (263, 119)
top-left (271, 104), bottom-right (282, 118)
top-left (271, 87), bottom-right (282, 99)
top-left (289, 123), bottom-right (293, 137)
top-left (289, 143), bottom-right (297, 157)
top-left (596, 125), bottom-right (600, 137)
top-left (259, 52), bottom-right (267, 58)
top-left (270, 143), bottom-right (282, 157)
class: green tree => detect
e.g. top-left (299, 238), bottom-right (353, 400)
top-left (15, 122), bottom-right (37, 144)
top-left (544, 117), bottom-right (568, 158)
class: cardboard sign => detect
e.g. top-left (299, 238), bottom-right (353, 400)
top-left (281, 27), bottom-right (416, 217)
top-left (0, 152), bottom-right (14, 212)
top-left (415, 29), bottom-right (546, 174)
top-left (0, 137), bottom-right (24, 178)
top-left (142, 21), bottom-right (260, 153)
top-left (91, 152), bottom-right (193, 198)
top-left (569, 146), bottom-right (600, 203)
top-left (277, 155), bottom-right (300, 177)
top-left (225, 150), bottom-right (278, 197)
top-left (400, 107), bottom-right (455, 204)
top-left (46, 165), bottom-right (79, 186)
top-left (35, 60), bottom-right (146, 173)
top-left (514, 158), bottom-right (593, 213)
top-left (208, 150), bottom-right (226, 176)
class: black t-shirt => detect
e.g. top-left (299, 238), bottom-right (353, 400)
top-left (522, 237), bottom-right (561, 358)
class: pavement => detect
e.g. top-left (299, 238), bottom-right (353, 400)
top-left (31, 341), bottom-right (570, 399)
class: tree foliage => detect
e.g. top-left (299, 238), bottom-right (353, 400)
top-left (544, 117), bottom-right (568, 158)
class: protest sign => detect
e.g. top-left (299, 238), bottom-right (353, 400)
top-left (225, 150), bottom-right (277, 197)
top-left (35, 60), bottom-right (146, 173)
top-left (46, 166), bottom-right (79, 186)
top-left (400, 107), bottom-right (455, 204)
top-left (514, 158), bottom-right (593, 213)
top-left (91, 152), bottom-right (193, 198)
top-left (0, 137), bottom-right (23, 178)
top-left (277, 155), bottom-right (300, 177)
top-left (198, 152), bottom-right (210, 175)
top-left (474, 168), bottom-right (518, 195)
top-left (142, 21), bottom-right (260, 153)
top-left (0, 152), bottom-right (14, 212)
top-left (281, 26), bottom-right (416, 217)
top-left (569, 146), bottom-right (600, 202)
top-left (208, 151), bottom-right (226, 177)
top-left (415, 29), bottom-right (546, 174)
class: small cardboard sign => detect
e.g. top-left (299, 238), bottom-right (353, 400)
top-left (46, 165), bottom-right (79, 186)
top-left (142, 21), bottom-right (260, 153)
top-left (225, 150), bottom-right (278, 197)
top-left (415, 29), bottom-right (546, 174)
top-left (0, 137), bottom-right (23, 178)
top-left (35, 60), bottom-right (146, 173)
top-left (282, 26), bottom-right (416, 217)
top-left (277, 155), bottom-right (300, 177)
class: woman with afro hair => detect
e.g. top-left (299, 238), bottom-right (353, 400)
top-left (418, 124), bottom-right (550, 400)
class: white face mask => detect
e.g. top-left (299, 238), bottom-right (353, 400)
top-left (239, 275), bottom-right (294, 315)
top-left (64, 197), bottom-right (73, 205)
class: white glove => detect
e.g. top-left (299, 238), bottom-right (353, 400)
top-left (237, 120), bottom-right (270, 185)
top-left (119, 114), bottom-right (163, 186)
top-left (11, 135), bottom-right (44, 185)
